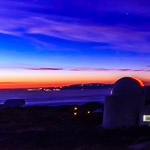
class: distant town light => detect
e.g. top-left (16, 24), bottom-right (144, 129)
top-left (87, 111), bottom-right (91, 114)
top-left (44, 89), bottom-right (51, 92)
top-left (27, 88), bottom-right (41, 91)
top-left (53, 88), bottom-right (60, 91)
top-left (74, 112), bottom-right (77, 116)
top-left (143, 115), bottom-right (150, 122)
top-left (74, 107), bottom-right (78, 110)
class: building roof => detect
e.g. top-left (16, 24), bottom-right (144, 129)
top-left (111, 77), bottom-right (144, 96)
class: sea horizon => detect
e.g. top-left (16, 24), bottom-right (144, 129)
top-left (0, 88), bottom-right (111, 106)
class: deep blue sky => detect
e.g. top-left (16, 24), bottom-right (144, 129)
top-left (0, 0), bottom-right (150, 88)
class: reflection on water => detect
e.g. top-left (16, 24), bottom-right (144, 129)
top-left (0, 89), bottom-right (111, 106)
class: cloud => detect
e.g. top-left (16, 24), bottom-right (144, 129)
top-left (0, 0), bottom-right (150, 53)
top-left (1, 15), bottom-right (150, 53)
top-left (68, 68), bottom-right (148, 72)
top-left (1, 66), bottom-right (150, 72)
top-left (26, 67), bottom-right (63, 71)
top-left (21, 67), bottom-right (150, 72)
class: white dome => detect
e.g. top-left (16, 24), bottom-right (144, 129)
top-left (111, 77), bottom-right (144, 96)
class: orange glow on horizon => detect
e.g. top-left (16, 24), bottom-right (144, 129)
top-left (0, 79), bottom-right (115, 89)
top-left (0, 82), bottom-right (67, 89)
top-left (0, 76), bottom-right (147, 89)
top-left (130, 76), bottom-right (144, 87)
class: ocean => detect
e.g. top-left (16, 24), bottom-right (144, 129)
top-left (0, 88), bottom-right (111, 106)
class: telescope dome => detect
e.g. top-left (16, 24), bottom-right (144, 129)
top-left (111, 77), bottom-right (144, 96)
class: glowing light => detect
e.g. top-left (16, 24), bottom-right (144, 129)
top-left (74, 112), bottom-right (77, 116)
top-left (44, 89), bottom-right (51, 91)
top-left (53, 88), bottom-right (60, 91)
top-left (143, 115), bottom-right (150, 122)
top-left (27, 88), bottom-right (42, 91)
top-left (87, 111), bottom-right (91, 114)
top-left (131, 77), bottom-right (144, 87)
top-left (74, 107), bottom-right (78, 110)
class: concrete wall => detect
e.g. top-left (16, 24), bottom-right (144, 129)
top-left (103, 95), bottom-right (145, 128)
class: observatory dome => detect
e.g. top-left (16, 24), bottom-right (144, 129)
top-left (111, 77), bottom-right (144, 96)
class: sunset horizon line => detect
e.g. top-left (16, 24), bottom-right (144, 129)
top-left (0, 78), bottom-right (149, 89)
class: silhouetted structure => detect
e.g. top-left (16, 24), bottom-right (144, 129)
top-left (103, 77), bottom-right (150, 128)
top-left (4, 99), bottom-right (25, 107)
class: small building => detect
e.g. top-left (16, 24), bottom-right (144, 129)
top-left (103, 77), bottom-right (150, 128)
top-left (4, 99), bottom-right (25, 107)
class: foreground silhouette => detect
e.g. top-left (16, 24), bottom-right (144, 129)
top-left (0, 103), bottom-right (150, 150)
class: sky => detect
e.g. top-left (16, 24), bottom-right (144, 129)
top-left (0, 0), bottom-right (150, 88)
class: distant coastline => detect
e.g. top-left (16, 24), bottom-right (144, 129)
top-left (25, 83), bottom-right (113, 92)
top-left (0, 83), bottom-right (113, 91)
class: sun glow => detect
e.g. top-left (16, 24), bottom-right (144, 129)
top-left (130, 77), bottom-right (144, 87)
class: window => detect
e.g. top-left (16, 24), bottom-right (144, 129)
top-left (143, 115), bottom-right (150, 122)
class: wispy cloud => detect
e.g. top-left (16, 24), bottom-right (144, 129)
top-left (0, 1), bottom-right (150, 53)
top-left (0, 65), bottom-right (150, 72)
top-left (26, 67), bottom-right (63, 71)
top-left (68, 68), bottom-right (149, 72)
top-left (0, 15), bottom-right (150, 53)
top-left (21, 67), bottom-right (150, 72)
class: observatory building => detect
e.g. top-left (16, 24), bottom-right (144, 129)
top-left (103, 77), bottom-right (150, 128)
